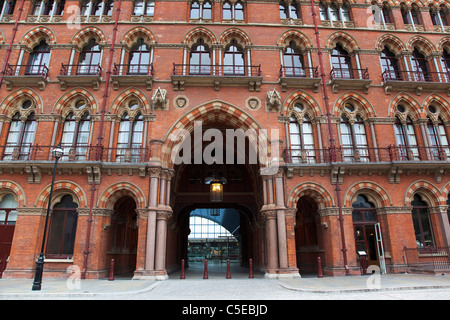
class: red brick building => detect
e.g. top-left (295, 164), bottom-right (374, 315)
top-left (0, 0), bottom-right (449, 280)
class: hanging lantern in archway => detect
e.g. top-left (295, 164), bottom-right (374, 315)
top-left (210, 179), bottom-right (223, 202)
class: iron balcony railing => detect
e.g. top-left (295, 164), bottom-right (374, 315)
top-left (0, 145), bottom-right (150, 163)
top-left (3, 64), bottom-right (49, 77)
top-left (284, 145), bottom-right (450, 164)
top-left (172, 63), bottom-right (262, 77)
top-left (330, 67), bottom-right (369, 80)
top-left (59, 63), bottom-right (102, 76)
top-left (112, 63), bottom-right (154, 76)
top-left (382, 69), bottom-right (450, 83)
top-left (279, 66), bottom-right (319, 78)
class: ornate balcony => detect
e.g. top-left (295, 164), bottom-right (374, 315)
top-left (279, 66), bottom-right (321, 92)
top-left (111, 63), bottom-right (154, 90)
top-left (382, 70), bottom-right (450, 96)
top-left (171, 63), bottom-right (263, 91)
top-left (2, 64), bottom-right (48, 91)
top-left (283, 145), bottom-right (450, 183)
top-left (329, 67), bottom-right (372, 93)
top-left (57, 64), bottom-right (102, 90)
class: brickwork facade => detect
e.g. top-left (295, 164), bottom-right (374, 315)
top-left (0, 0), bottom-right (449, 280)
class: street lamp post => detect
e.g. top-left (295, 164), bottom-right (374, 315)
top-left (32, 143), bottom-right (64, 291)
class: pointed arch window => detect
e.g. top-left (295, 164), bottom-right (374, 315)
top-left (3, 112), bottom-right (36, 160)
top-left (288, 113), bottom-right (316, 163)
top-left (77, 39), bottom-right (102, 75)
top-left (283, 41), bottom-right (305, 77)
top-left (427, 116), bottom-right (450, 160)
top-left (190, 0), bottom-right (211, 20)
top-left (279, 0), bottom-right (299, 19)
top-left (411, 194), bottom-right (435, 249)
top-left (441, 50), bottom-right (450, 82)
top-left (128, 38), bottom-right (150, 75)
top-left (223, 39), bottom-right (245, 76)
top-left (46, 195), bottom-right (78, 258)
top-left (411, 48), bottom-right (430, 82)
top-left (133, 0), bottom-right (154, 16)
top-left (223, 0), bottom-right (244, 20)
top-left (26, 40), bottom-right (50, 75)
top-left (331, 43), bottom-right (353, 79)
top-left (189, 38), bottom-right (211, 75)
top-left (340, 114), bottom-right (369, 162)
top-left (116, 112), bottom-right (144, 162)
top-left (0, 0), bottom-right (16, 15)
top-left (380, 47), bottom-right (401, 80)
top-left (394, 115), bottom-right (419, 160)
top-left (61, 112), bottom-right (91, 161)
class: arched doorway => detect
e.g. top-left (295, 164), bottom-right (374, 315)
top-left (295, 196), bottom-right (324, 275)
top-left (173, 162), bottom-right (258, 276)
top-left (106, 196), bottom-right (138, 277)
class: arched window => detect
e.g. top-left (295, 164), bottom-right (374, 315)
top-left (401, 5), bottom-right (411, 24)
top-left (382, 3), bottom-right (392, 24)
top-left (26, 40), bottom-right (50, 75)
top-left (331, 43), bottom-right (353, 78)
top-left (133, 0), bottom-right (154, 15)
top-left (341, 2), bottom-right (350, 21)
top-left (61, 112), bottom-right (91, 161)
top-left (223, 39), bottom-right (245, 76)
top-left (189, 38), bottom-right (211, 75)
top-left (90, 0), bottom-right (112, 16)
top-left (4, 112), bottom-right (36, 160)
top-left (340, 114), bottom-right (369, 162)
top-left (77, 39), bottom-right (101, 75)
top-left (441, 50), bottom-right (450, 82)
top-left (319, 2), bottom-right (328, 20)
top-left (329, 3), bottom-right (339, 21)
top-left (380, 47), bottom-right (401, 80)
top-left (283, 41), bottom-right (305, 77)
top-left (190, 0), bottom-right (211, 19)
top-left (394, 115), bottom-right (419, 160)
top-left (223, 0), bottom-right (232, 19)
top-left (279, 0), bottom-right (299, 19)
top-left (411, 48), bottom-right (430, 82)
top-left (427, 116), bottom-right (450, 160)
top-left (202, 0), bottom-right (212, 19)
top-left (288, 113), bottom-right (315, 163)
top-left (411, 194), bottom-right (435, 249)
top-left (190, 0), bottom-right (200, 19)
top-left (234, 1), bottom-right (244, 20)
top-left (116, 112), bottom-right (144, 162)
top-left (411, 5), bottom-right (421, 25)
top-left (128, 38), bottom-right (150, 75)
top-left (0, 194), bottom-right (18, 225)
top-left (46, 195), bottom-right (78, 258)
top-left (352, 195), bottom-right (378, 262)
top-left (0, 0), bottom-right (16, 15)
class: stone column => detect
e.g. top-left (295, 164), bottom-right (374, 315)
top-left (263, 209), bottom-right (279, 278)
top-left (144, 167), bottom-right (160, 275)
top-left (431, 206), bottom-right (450, 248)
top-left (154, 210), bottom-right (172, 280)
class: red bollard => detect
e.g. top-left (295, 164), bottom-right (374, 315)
top-left (108, 258), bottom-right (115, 281)
top-left (180, 259), bottom-right (185, 279)
top-left (226, 259), bottom-right (231, 279)
top-left (249, 258), bottom-right (254, 279)
top-left (317, 256), bottom-right (323, 278)
top-left (203, 259), bottom-right (208, 279)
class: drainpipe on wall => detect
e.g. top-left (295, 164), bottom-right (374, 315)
top-left (81, 0), bottom-right (122, 279)
top-left (0, 0), bottom-right (26, 89)
top-left (309, 0), bottom-right (349, 275)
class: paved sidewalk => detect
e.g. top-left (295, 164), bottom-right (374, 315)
top-left (0, 272), bottom-right (450, 299)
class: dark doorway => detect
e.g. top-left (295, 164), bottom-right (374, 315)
top-left (107, 196), bottom-right (138, 277)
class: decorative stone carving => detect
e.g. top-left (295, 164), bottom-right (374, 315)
top-left (152, 87), bottom-right (167, 110)
top-left (266, 89), bottom-right (281, 112)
